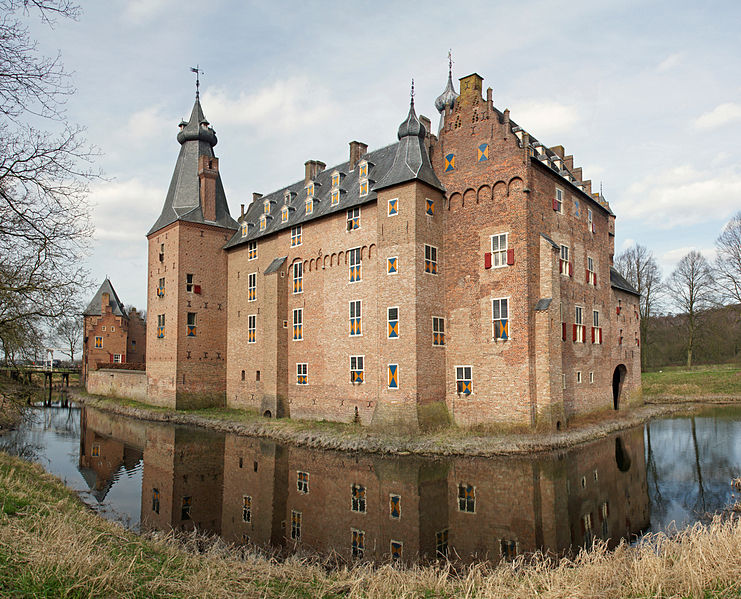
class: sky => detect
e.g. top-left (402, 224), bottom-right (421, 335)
top-left (27, 0), bottom-right (741, 311)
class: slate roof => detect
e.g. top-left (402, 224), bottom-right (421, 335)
top-left (84, 278), bottom-right (127, 318)
top-left (148, 98), bottom-right (238, 235)
top-left (610, 266), bottom-right (640, 297)
top-left (264, 256), bottom-right (287, 275)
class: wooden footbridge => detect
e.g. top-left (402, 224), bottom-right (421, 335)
top-left (0, 365), bottom-right (80, 403)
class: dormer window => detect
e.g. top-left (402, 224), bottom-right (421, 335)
top-left (359, 179), bottom-right (368, 197)
top-left (259, 215), bottom-right (266, 231)
top-left (241, 222), bottom-right (248, 237)
top-left (358, 161), bottom-right (368, 179)
top-left (284, 191), bottom-right (292, 205)
top-left (331, 171), bottom-right (341, 188)
top-left (263, 200), bottom-right (270, 215)
top-left (305, 198), bottom-right (313, 215)
top-left (306, 182), bottom-right (314, 197)
top-left (331, 189), bottom-right (340, 205)
top-left (281, 206), bottom-right (289, 223)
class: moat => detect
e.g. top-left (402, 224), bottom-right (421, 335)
top-left (3, 396), bottom-right (740, 565)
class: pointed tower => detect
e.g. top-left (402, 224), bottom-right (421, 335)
top-left (146, 95), bottom-right (238, 409)
top-left (372, 88), bottom-right (449, 429)
top-left (434, 54), bottom-right (459, 132)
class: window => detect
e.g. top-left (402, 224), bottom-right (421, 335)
top-left (331, 189), bottom-right (340, 205)
top-left (281, 206), bottom-right (289, 223)
top-left (424, 244), bottom-right (438, 274)
top-left (576, 371), bottom-right (582, 384)
top-left (389, 494), bottom-right (401, 519)
top-left (348, 247), bottom-right (361, 282)
top-left (297, 363), bottom-right (308, 385)
top-left (95, 336), bottom-right (103, 348)
top-left (554, 187), bottom-right (563, 213)
top-left (562, 373), bottom-right (567, 389)
top-left (390, 540), bottom-right (403, 560)
top-left (293, 308), bottom-right (303, 341)
top-left (347, 207), bottom-right (360, 230)
top-left (587, 256), bottom-right (596, 285)
top-left (478, 143), bottom-right (489, 162)
top-left (388, 198), bottom-right (398, 216)
top-left (351, 528), bottom-right (365, 558)
top-left (91, 444), bottom-right (100, 457)
top-left (291, 510), bottom-right (301, 540)
top-left (350, 355), bottom-right (364, 384)
top-left (305, 198), bottom-right (313, 215)
top-left (242, 495), bottom-right (252, 522)
top-left (433, 317), bottom-right (445, 346)
top-left (444, 152), bottom-right (455, 172)
top-left (181, 496), bottom-right (192, 521)
top-left (152, 488), bottom-right (160, 514)
top-left (492, 298), bottom-right (509, 340)
top-left (387, 307), bottom-right (398, 339)
top-left (291, 225), bottom-right (302, 247)
top-left (297, 471), bottom-right (309, 493)
top-left (349, 300), bottom-right (362, 336)
top-left (490, 233), bottom-right (508, 268)
top-left (248, 272), bottom-right (256, 301)
top-left (186, 312), bottom-right (196, 337)
top-left (186, 273), bottom-right (194, 292)
top-left (331, 171), bottom-right (340, 187)
top-left (592, 310), bottom-right (602, 344)
top-left (388, 364), bottom-right (398, 389)
top-left (157, 277), bottom-right (165, 297)
top-left (111, 326), bottom-right (115, 332)
top-left (113, 354), bottom-right (122, 363)
top-left (359, 162), bottom-right (368, 178)
top-left (156, 314), bottom-right (165, 338)
top-left (351, 484), bottom-right (366, 512)
top-left (500, 539), bottom-right (518, 561)
top-left (589, 371), bottom-right (595, 383)
top-left (292, 262), bottom-right (303, 294)
top-left (588, 208), bottom-right (593, 232)
top-left (560, 245), bottom-right (571, 276)
top-left (306, 182), bottom-right (314, 197)
top-left (263, 199), bottom-right (270, 214)
top-left (426, 198), bottom-right (434, 216)
top-left (248, 241), bottom-right (257, 260)
top-left (574, 306), bottom-right (585, 343)
top-left (248, 314), bottom-right (256, 343)
top-left (241, 221), bottom-right (248, 237)
top-left (359, 179), bottom-right (368, 196)
top-left (387, 256), bottom-right (398, 275)
top-left (259, 215), bottom-right (266, 231)
top-left (456, 366), bottom-right (472, 395)
top-left (101, 326), bottom-right (106, 331)
top-left (458, 483), bottom-right (475, 513)
top-left (436, 529), bottom-right (449, 557)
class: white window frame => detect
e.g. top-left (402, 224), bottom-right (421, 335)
top-left (388, 197), bottom-right (399, 216)
top-left (490, 233), bottom-right (508, 268)
top-left (589, 371), bottom-right (594, 384)
top-left (555, 187), bottom-right (563, 213)
top-left (293, 308), bottom-right (303, 341)
top-left (297, 362), bottom-right (308, 385)
top-left (350, 355), bottom-right (364, 384)
top-left (331, 189), bottom-right (340, 205)
top-left (424, 244), bottom-right (438, 275)
top-left (305, 198), bottom-right (313, 215)
top-left (248, 240), bottom-right (258, 260)
top-left (292, 262), bottom-right (303, 295)
top-left (387, 306), bottom-right (399, 339)
top-left (349, 300), bottom-right (362, 337)
top-left (113, 354), bottom-right (121, 363)
top-left (259, 215), bottom-right (266, 231)
top-left (248, 314), bottom-right (256, 344)
top-left (456, 365), bottom-right (472, 395)
top-left (492, 297), bottom-right (509, 341)
top-left (575, 305), bottom-right (584, 343)
top-left (263, 199), bottom-right (270, 215)
top-left (297, 470), bottom-right (309, 493)
top-left (291, 225), bottom-right (302, 247)
top-left (432, 316), bottom-right (445, 346)
top-left (358, 161), bottom-right (368, 179)
top-left (347, 207), bottom-right (360, 231)
top-left (348, 247), bottom-right (361, 283)
top-left (560, 245), bottom-right (570, 276)
top-left (248, 272), bottom-right (256, 302)
top-left (359, 179), bottom-right (368, 197)
top-left (94, 335), bottom-right (103, 348)
top-left (576, 371), bottom-right (582, 384)
top-left (281, 206), bottom-right (289, 223)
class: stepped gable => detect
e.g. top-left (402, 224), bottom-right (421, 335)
top-left (225, 142), bottom-right (398, 249)
top-left (148, 98), bottom-right (238, 235)
top-left (84, 278), bottom-right (127, 317)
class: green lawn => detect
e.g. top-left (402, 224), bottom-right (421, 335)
top-left (642, 364), bottom-right (741, 396)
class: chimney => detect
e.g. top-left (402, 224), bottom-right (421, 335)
top-left (304, 160), bottom-right (326, 185)
top-left (583, 180), bottom-right (592, 195)
top-left (101, 292), bottom-right (110, 314)
top-left (564, 155), bottom-right (574, 172)
top-left (198, 155), bottom-right (218, 221)
top-left (419, 115), bottom-right (431, 137)
top-left (252, 192), bottom-right (263, 204)
top-left (572, 167), bottom-right (582, 183)
top-left (349, 141), bottom-right (368, 170)
top-left (240, 203), bottom-right (245, 218)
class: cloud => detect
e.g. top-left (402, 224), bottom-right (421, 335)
top-left (621, 238), bottom-right (635, 250)
top-left (656, 52), bottom-right (683, 72)
top-left (497, 100), bottom-right (580, 139)
top-left (661, 246), bottom-right (717, 271)
top-left (122, 0), bottom-right (178, 22)
top-left (617, 164), bottom-right (741, 228)
top-left (694, 103), bottom-right (741, 130)
top-left (91, 178), bottom-right (165, 243)
top-left (202, 78), bottom-right (339, 138)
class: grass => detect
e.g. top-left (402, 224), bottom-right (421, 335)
top-left (1, 452), bottom-right (741, 598)
top-left (642, 364), bottom-right (741, 397)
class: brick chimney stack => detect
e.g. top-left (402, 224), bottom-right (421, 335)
top-left (304, 160), bottom-right (326, 185)
top-left (198, 155), bottom-right (219, 221)
top-left (252, 192), bottom-right (263, 204)
top-left (349, 141), bottom-right (368, 170)
top-left (101, 292), bottom-right (110, 314)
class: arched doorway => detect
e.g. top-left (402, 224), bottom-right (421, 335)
top-left (612, 364), bottom-right (627, 409)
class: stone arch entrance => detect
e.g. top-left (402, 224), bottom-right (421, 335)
top-left (612, 364), bottom-right (627, 410)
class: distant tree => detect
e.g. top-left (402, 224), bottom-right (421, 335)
top-left (54, 314), bottom-right (82, 363)
top-left (666, 251), bottom-right (715, 368)
top-left (0, 0), bottom-right (96, 361)
top-left (715, 211), bottom-right (741, 305)
top-left (615, 244), bottom-right (663, 370)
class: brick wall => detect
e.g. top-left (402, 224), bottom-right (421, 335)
top-left (86, 368), bottom-right (147, 402)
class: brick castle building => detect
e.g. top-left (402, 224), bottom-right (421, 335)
top-left (143, 67), bottom-right (641, 429)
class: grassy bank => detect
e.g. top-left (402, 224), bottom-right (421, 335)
top-left (643, 364), bottom-right (741, 399)
top-left (1, 452), bottom-right (740, 598)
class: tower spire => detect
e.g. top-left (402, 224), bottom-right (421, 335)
top-left (190, 65), bottom-right (202, 99)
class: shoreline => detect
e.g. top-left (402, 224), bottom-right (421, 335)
top-left (68, 390), bottom-right (740, 457)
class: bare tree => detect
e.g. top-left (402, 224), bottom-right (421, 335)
top-left (54, 314), bottom-right (82, 363)
top-left (715, 211), bottom-right (741, 305)
top-left (0, 0), bottom-right (96, 363)
top-left (666, 251), bottom-right (715, 368)
top-left (615, 244), bottom-right (663, 370)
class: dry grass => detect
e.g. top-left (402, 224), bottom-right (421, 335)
top-left (1, 452), bottom-right (741, 598)
top-left (643, 365), bottom-right (741, 398)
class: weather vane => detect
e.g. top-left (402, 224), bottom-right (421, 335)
top-left (411, 78), bottom-right (415, 105)
top-left (190, 65), bottom-right (203, 99)
top-left (448, 49), bottom-right (454, 75)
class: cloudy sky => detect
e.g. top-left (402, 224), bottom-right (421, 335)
top-left (29, 0), bottom-right (741, 310)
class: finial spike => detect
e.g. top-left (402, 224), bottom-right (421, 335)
top-left (410, 78), bottom-right (415, 106)
top-left (448, 49), bottom-right (453, 75)
top-left (190, 65), bottom-right (203, 99)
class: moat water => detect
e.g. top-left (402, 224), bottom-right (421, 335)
top-left (2, 395), bottom-right (740, 565)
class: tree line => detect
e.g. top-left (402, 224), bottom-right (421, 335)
top-left (615, 212), bottom-right (741, 370)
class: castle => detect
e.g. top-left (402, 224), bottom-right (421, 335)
top-left (89, 66), bottom-right (642, 429)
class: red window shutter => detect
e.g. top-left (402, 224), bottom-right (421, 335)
top-left (573, 324), bottom-right (578, 341)
top-left (592, 222), bottom-right (596, 234)
top-left (194, 284), bottom-right (202, 294)
top-left (586, 269), bottom-right (590, 283)
top-left (616, 306), bottom-right (621, 315)
top-left (552, 198), bottom-right (558, 211)
top-left (506, 248), bottom-right (515, 265)
top-left (591, 327), bottom-right (595, 343)
top-left (484, 252), bottom-right (492, 269)
top-left (568, 262), bottom-right (573, 277)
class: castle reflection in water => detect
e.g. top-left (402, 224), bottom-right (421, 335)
top-left (79, 407), bottom-right (649, 564)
